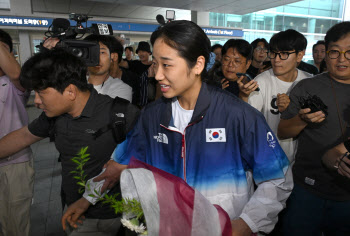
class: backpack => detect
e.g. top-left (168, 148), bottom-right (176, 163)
top-left (94, 96), bottom-right (140, 143)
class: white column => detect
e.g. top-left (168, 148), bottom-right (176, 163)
top-left (197, 12), bottom-right (210, 26)
top-left (191, 11), bottom-right (210, 26)
top-left (18, 31), bottom-right (31, 66)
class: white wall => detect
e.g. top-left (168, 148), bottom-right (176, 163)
top-left (18, 31), bottom-right (31, 66)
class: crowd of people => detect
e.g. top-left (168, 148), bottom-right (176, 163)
top-left (0, 18), bottom-right (349, 236)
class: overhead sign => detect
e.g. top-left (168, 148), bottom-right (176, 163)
top-left (0, 16), bottom-right (50, 27)
top-left (0, 16), bottom-right (243, 38)
top-left (202, 27), bottom-right (244, 37)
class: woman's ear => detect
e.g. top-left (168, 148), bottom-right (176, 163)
top-left (194, 55), bottom-right (206, 75)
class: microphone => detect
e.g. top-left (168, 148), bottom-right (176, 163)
top-left (52, 18), bottom-right (70, 35)
top-left (156, 14), bottom-right (166, 26)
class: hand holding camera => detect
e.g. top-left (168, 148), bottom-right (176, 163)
top-left (298, 94), bottom-right (328, 123)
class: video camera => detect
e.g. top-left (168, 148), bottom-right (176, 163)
top-left (44, 13), bottom-right (113, 66)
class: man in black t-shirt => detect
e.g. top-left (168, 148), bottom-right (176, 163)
top-left (110, 38), bottom-right (157, 107)
top-left (120, 41), bottom-right (152, 76)
top-left (278, 21), bottom-right (350, 236)
top-left (124, 46), bottom-right (133, 62)
top-left (0, 49), bottom-right (139, 236)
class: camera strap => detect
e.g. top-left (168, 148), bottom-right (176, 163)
top-left (94, 96), bottom-right (128, 144)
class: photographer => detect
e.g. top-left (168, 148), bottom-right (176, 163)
top-left (277, 22), bottom-right (350, 235)
top-left (43, 35), bottom-right (133, 102)
top-left (84, 35), bottom-right (132, 101)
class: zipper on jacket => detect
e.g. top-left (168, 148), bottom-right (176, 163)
top-left (160, 115), bottom-right (204, 182)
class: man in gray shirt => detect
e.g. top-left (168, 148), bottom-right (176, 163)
top-left (278, 21), bottom-right (350, 236)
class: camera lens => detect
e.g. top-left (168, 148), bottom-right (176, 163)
top-left (70, 47), bottom-right (84, 58)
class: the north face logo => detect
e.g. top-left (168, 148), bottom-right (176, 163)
top-left (154, 133), bottom-right (168, 144)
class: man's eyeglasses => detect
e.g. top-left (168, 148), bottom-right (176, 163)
top-left (326, 50), bottom-right (350, 60)
top-left (268, 51), bottom-right (296, 60)
top-left (222, 56), bottom-right (245, 67)
top-left (255, 47), bottom-right (268, 53)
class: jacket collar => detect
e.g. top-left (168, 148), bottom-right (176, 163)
top-left (160, 82), bottom-right (211, 127)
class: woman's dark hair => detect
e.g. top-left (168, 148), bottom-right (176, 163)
top-left (251, 38), bottom-right (268, 50)
top-left (0, 29), bottom-right (13, 52)
top-left (150, 20), bottom-right (211, 77)
top-left (325, 22), bottom-right (350, 50)
top-left (269, 29), bottom-right (306, 53)
top-left (20, 49), bottom-right (89, 93)
top-left (221, 39), bottom-right (253, 62)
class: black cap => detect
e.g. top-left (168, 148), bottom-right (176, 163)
top-left (136, 41), bottom-right (151, 54)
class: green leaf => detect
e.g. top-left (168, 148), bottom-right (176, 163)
top-left (71, 159), bottom-right (80, 165)
top-left (77, 182), bottom-right (86, 187)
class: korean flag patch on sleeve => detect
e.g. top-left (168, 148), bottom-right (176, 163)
top-left (206, 128), bottom-right (226, 142)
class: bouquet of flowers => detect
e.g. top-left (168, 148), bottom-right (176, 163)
top-left (72, 147), bottom-right (232, 236)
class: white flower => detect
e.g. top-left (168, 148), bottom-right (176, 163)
top-left (121, 217), bottom-right (146, 234)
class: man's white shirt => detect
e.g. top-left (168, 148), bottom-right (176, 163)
top-left (248, 68), bottom-right (312, 163)
top-left (90, 76), bottom-right (132, 102)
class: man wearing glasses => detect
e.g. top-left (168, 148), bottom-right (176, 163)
top-left (246, 38), bottom-right (269, 78)
top-left (240, 29), bottom-right (312, 164)
top-left (208, 39), bottom-right (254, 98)
top-left (278, 22), bottom-right (350, 235)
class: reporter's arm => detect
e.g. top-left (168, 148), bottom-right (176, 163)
top-left (42, 37), bottom-right (59, 50)
top-left (278, 114), bottom-right (307, 139)
top-left (61, 197), bottom-right (90, 230)
top-left (237, 76), bottom-right (259, 103)
top-left (0, 126), bottom-right (43, 159)
top-left (0, 42), bottom-right (22, 91)
top-left (278, 108), bottom-right (325, 139)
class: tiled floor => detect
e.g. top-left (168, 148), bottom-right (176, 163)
top-left (27, 100), bottom-right (65, 236)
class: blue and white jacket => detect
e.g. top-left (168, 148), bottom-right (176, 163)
top-left (113, 82), bottom-right (293, 234)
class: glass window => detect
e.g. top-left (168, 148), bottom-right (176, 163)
top-left (209, 0), bottom-right (344, 34)
top-left (32, 39), bottom-right (42, 54)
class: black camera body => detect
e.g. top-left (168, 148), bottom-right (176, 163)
top-left (45, 14), bottom-right (113, 67)
top-left (299, 94), bottom-right (328, 117)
